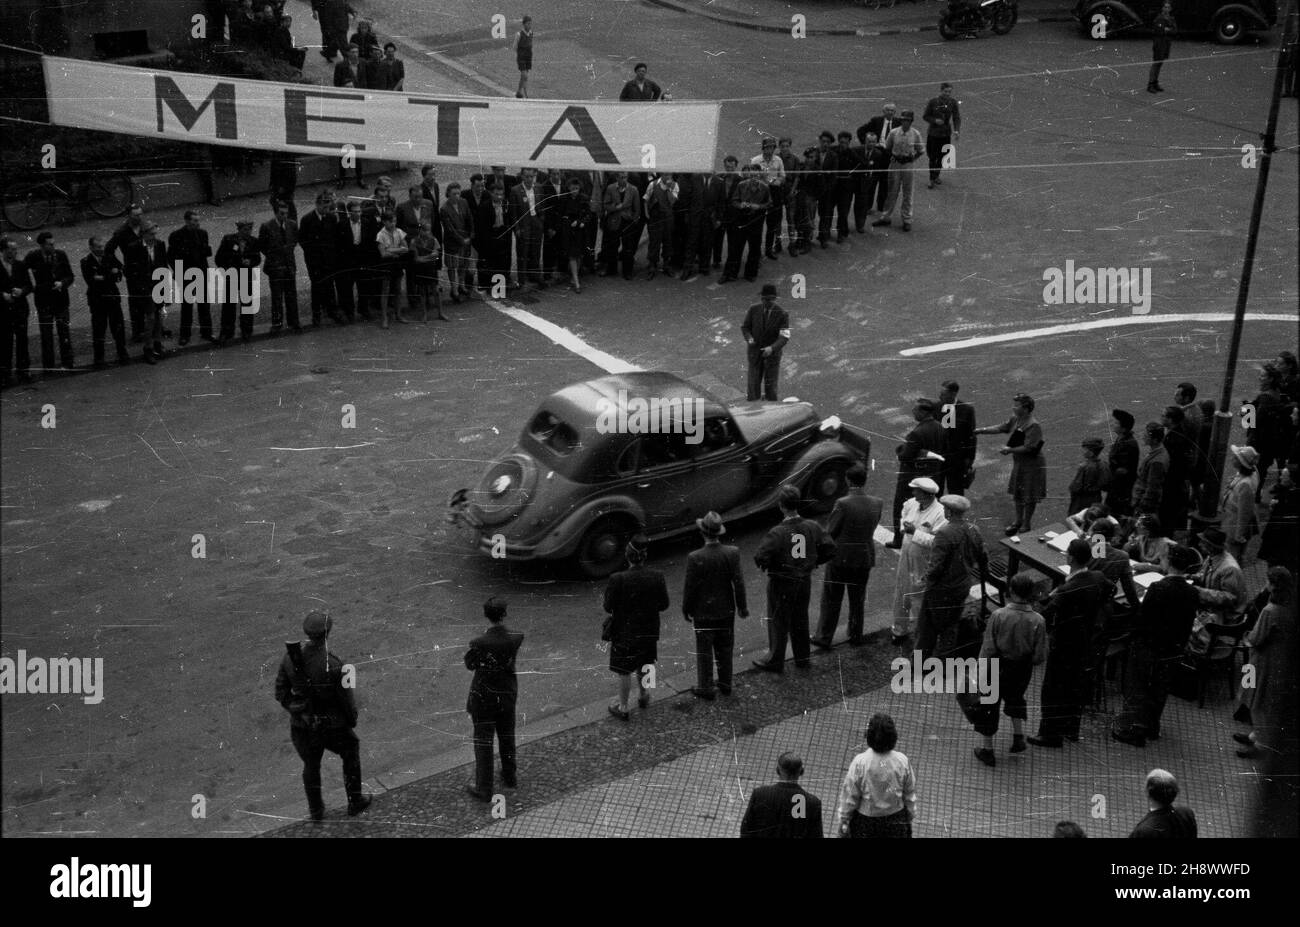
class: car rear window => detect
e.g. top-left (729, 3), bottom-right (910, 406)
top-left (528, 411), bottom-right (580, 455)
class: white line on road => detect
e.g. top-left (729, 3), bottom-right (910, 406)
top-left (900, 314), bottom-right (1298, 357)
top-left (489, 300), bottom-right (645, 375)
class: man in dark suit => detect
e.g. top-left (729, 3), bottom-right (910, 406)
top-left (333, 200), bottom-right (376, 321)
top-left (465, 596), bottom-right (524, 801)
top-left (858, 103), bottom-right (897, 153)
top-left (599, 171), bottom-right (639, 281)
top-left (812, 463), bottom-right (882, 649)
top-left (740, 752), bottom-right (824, 838)
top-left (215, 219), bottom-right (262, 343)
top-left (1130, 768), bottom-right (1197, 837)
top-left (299, 191), bottom-right (340, 326)
top-left (753, 485), bottom-right (836, 673)
top-left (167, 211), bottom-right (214, 345)
top-left (1, 237), bottom-right (35, 386)
top-left (462, 174), bottom-right (492, 293)
top-left (125, 225), bottom-right (170, 364)
top-left (81, 237), bottom-right (130, 367)
top-left (1106, 409), bottom-right (1140, 516)
top-left (25, 232), bottom-right (77, 372)
top-left (508, 168), bottom-right (546, 289)
top-left (741, 283), bottom-right (790, 401)
top-left (699, 157), bottom-right (738, 273)
top-left (890, 399), bottom-right (946, 547)
top-left (311, 0), bottom-right (355, 62)
top-left (258, 202), bottom-right (300, 333)
top-left (1030, 539), bottom-right (1115, 748)
top-left (107, 205), bottom-right (148, 341)
top-left (722, 164), bottom-right (769, 284)
top-left (480, 184), bottom-right (514, 293)
top-left (938, 380), bottom-right (977, 496)
top-left (682, 511), bottom-right (749, 699)
top-left (417, 164), bottom-right (443, 241)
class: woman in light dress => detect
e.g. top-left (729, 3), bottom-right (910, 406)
top-left (890, 477), bottom-right (946, 644)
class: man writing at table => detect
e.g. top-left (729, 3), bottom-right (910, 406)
top-left (1085, 517), bottom-right (1141, 613)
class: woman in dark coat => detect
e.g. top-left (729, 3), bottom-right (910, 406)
top-left (1258, 463), bottom-right (1299, 570)
top-left (557, 176), bottom-right (592, 292)
top-left (975, 393), bottom-right (1047, 535)
top-left (603, 535), bottom-right (669, 720)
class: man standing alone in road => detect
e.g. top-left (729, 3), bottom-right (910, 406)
top-left (1148, 2), bottom-right (1176, 93)
top-left (742, 283), bottom-right (790, 401)
top-left (922, 83), bottom-right (960, 189)
top-left (683, 511), bottom-right (749, 699)
top-left (464, 596), bottom-right (524, 801)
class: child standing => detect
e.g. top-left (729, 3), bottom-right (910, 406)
top-left (974, 572), bottom-right (1048, 766)
top-left (1068, 437), bottom-right (1109, 515)
top-left (515, 16), bottom-right (533, 99)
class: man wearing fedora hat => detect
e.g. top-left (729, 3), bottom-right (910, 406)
top-left (753, 485), bottom-right (836, 672)
top-left (1190, 527), bottom-right (1248, 641)
top-left (813, 463), bottom-right (883, 649)
top-left (1220, 445), bottom-right (1261, 562)
top-left (604, 535), bottom-right (669, 719)
top-left (465, 596), bottom-right (525, 800)
top-left (274, 610), bottom-right (371, 820)
top-left (917, 494), bottom-right (987, 660)
top-left (742, 283), bottom-right (790, 401)
top-left (683, 511), bottom-right (749, 699)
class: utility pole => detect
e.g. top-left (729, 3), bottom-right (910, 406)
top-left (1192, 0), bottom-right (1297, 534)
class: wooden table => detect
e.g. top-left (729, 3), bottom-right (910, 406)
top-left (998, 522), bottom-right (1161, 603)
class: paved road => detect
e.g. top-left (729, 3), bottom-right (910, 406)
top-left (1, 0), bottom-right (1295, 835)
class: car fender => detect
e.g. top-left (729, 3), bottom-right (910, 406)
top-left (531, 494), bottom-right (646, 560)
top-left (776, 440), bottom-right (862, 492)
top-left (1212, 4), bottom-right (1271, 29)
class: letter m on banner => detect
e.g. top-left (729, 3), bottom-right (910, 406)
top-left (155, 76), bottom-right (238, 139)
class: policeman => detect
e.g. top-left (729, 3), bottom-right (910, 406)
top-left (274, 611), bottom-right (371, 821)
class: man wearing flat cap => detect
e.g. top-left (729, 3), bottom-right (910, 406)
top-left (742, 283), bottom-right (790, 401)
top-left (465, 596), bottom-right (524, 801)
top-left (1106, 409), bottom-right (1139, 517)
top-left (274, 610), bottom-right (370, 820)
top-left (683, 511), bottom-right (749, 699)
top-left (917, 494), bottom-right (987, 660)
top-left (889, 398), bottom-right (946, 549)
top-left (754, 485), bottom-right (836, 672)
top-left (813, 462), bottom-right (883, 649)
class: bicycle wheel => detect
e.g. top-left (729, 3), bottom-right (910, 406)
top-left (2, 182), bottom-right (54, 231)
top-left (87, 174), bottom-right (133, 218)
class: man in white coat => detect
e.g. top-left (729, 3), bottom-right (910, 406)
top-left (890, 477), bottom-right (946, 644)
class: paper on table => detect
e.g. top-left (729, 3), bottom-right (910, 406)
top-left (1134, 572), bottom-right (1164, 589)
top-left (1047, 530), bottom-right (1078, 552)
top-left (1058, 564), bottom-right (1071, 575)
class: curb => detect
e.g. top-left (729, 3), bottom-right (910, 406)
top-left (641, 0), bottom-right (1078, 37)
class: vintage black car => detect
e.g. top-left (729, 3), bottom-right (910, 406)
top-left (449, 372), bottom-right (872, 577)
top-left (1073, 0), bottom-right (1276, 43)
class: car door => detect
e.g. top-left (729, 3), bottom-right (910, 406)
top-left (616, 434), bottom-right (698, 535)
top-left (678, 414), bottom-right (752, 519)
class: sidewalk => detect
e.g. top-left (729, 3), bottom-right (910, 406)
top-left (267, 620), bottom-right (1262, 838)
top-left (641, 0), bottom-right (1079, 36)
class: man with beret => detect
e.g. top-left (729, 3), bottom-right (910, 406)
top-left (753, 485), bottom-right (836, 672)
top-left (1029, 539), bottom-right (1115, 748)
top-left (274, 611), bottom-right (371, 820)
top-left (465, 596), bottom-right (524, 801)
top-left (1106, 409), bottom-right (1140, 517)
top-left (917, 494), bottom-right (987, 660)
top-left (889, 398), bottom-right (946, 548)
top-left (812, 462), bottom-right (882, 649)
top-left (742, 283), bottom-right (790, 401)
top-left (682, 511), bottom-right (749, 699)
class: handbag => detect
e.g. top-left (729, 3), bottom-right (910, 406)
top-left (956, 666), bottom-right (998, 734)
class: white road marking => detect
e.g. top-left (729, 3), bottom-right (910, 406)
top-left (490, 301), bottom-right (644, 374)
top-left (900, 313), bottom-right (1298, 357)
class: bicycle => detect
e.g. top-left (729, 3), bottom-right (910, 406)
top-left (2, 172), bottom-right (134, 231)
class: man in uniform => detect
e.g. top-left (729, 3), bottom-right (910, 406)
top-left (682, 511), bottom-right (749, 699)
top-left (81, 236), bottom-right (130, 367)
top-left (465, 596), bottom-right (524, 801)
top-left (917, 494), bottom-right (987, 660)
top-left (274, 610), bottom-right (371, 821)
top-left (167, 211), bottom-right (214, 346)
top-left (215, 219), bottom-right (262, 344)
top-left (922, 82), bottom-right (961, 189)
top-left (753, 485), bottom-right (836, 673)
top-left (741, 283), bottom-right (790, 401)
top-left (812, 463), bottom-right (882, 649)
top-left (25, 232), bottom-right (77, 372)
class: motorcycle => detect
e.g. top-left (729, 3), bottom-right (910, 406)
top-left (938, 0), bottom-right (1018, 39)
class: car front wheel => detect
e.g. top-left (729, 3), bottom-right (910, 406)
top-left (576, 515), bottom-right (638, 579)
top-left (1212, 11), bottom-right (1247, 44)
top-left (805, 459), bottom-right (849, 514)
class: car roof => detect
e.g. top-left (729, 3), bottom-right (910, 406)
top-left (544, 372), bottom-right (730, 421)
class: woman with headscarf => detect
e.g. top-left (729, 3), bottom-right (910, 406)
top-left (603, 534), bottom-right (669, 721)
top-left (889, 477), bottom-right (945, 644)
top-left (835, 712), bottom-right (917, 838)
top-left (1233, 567), bottom-right (1295, 759)
top-left (974, 393), bottom-right (1047, 535)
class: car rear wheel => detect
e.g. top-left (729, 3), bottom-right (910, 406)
top-left (805, 459), bottom-right (849, 514)
top-left (1212, 11), bottom-right (1247, 44)
top-left (576, 515), bottom-right (638, 579)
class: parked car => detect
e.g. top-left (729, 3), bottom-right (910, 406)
top-left (1073, 0), bottom-right (1276, 44)
top-left (448, 371), bottom-right (872, 577)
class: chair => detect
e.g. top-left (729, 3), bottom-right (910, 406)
top-left (1194, 615), bottom-right (1256, 708)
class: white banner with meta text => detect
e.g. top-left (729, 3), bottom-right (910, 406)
top-left (41, 56), bottom-right (722, 173)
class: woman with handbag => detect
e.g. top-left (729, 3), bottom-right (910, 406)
top-left (834, 712), bottom-right (917, 837)
top-left (602, 535), bottom-right (669, 721)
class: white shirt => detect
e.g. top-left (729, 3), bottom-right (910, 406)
top-left (900, 498), bottom-right (947, 548)
top-left (376, 226), bottom-right (407, 258)
top-left (350, 219), bottom-right (362, 245)
top-left (523, 185), bottom-right (536, 216)
top-left (750, 153), bottom-right (785, 187)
